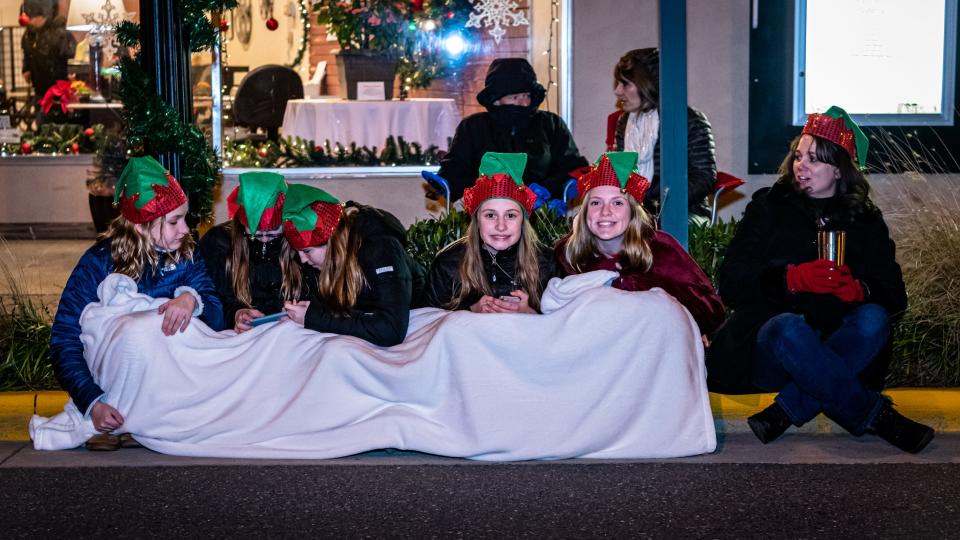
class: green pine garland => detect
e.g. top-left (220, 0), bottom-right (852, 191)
top-left (224, 135), bottom-right (444, 168)
top-left (115, 0), bottom-right (238, 225)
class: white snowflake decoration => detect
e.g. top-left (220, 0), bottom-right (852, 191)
top-left (466, 0), bottom-right (530, 45)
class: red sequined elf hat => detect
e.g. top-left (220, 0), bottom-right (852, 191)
top-left (281, 184), bottom-right (344, 250)
top-left (113, 156), bottom-right (188, 224)
top-left (802, 105), bottom-right (869, 168)
top-left (576, 152), bottom-right (651, 203)
top-left (462, 152), bottom-right (538, 216)
top-left (227, 171), bottom-right (288, 233)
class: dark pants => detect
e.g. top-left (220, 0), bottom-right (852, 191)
top-left (751, 304), bottom-right (889, 435)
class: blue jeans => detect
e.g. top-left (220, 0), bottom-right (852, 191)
top-left (751, 304), bottom-right (890, 435)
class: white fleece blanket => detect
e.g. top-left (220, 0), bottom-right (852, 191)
top-left (30, 271), bottom-right (716, 460)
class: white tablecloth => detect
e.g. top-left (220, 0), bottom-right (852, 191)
top-left (281, 98), bottom-right (460, 149)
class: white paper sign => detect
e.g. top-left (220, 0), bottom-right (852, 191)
top-left (356, 81), bottom-right (386, 101)
top-left (0, 114), bottom-right (19, 144)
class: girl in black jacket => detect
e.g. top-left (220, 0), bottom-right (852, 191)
top-left (198, 172), bottom-right (288, 333)
top-left (280, 184), bottom-right (415, 347)
top-left (424, 152), bottom-right (557, 314)
top-left (708, 106), bottom-right (933, 453)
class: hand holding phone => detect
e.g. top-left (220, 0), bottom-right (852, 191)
top-left (248, 312), bottom-right (288, 327)
top-left (499, 295), bottom-right (521, 303)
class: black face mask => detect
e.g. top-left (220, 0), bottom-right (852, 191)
top-left (490, 104), bottom-right (534, 132)
top-left (248, 235), bottom-right (283, 262)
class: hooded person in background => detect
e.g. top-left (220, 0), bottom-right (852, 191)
top-left (436, 58), bottom-right (588, 202)
top-left (21, 0), bottom-right (76, 121)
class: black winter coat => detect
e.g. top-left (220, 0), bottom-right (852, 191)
top-left (21, 16), bottom-right (75, 98)
top-left (423, 239), bottom-right (558, 311)
top-left (303, 204), bottom-right (418, 347)
top-left (198, 223), bottom-right (287, 327)
top-left (705, 179), bottom-right (907, 393)
top-left (438, 111), bottom-right (588, 201)
top-left (615, 107), bottom-right (716, 217)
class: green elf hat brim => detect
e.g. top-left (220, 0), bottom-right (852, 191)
top-left (236, 171), bottom-right (288, 232)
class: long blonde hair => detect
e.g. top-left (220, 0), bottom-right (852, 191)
top-left (102, 215), bottom-right (195, 280)
top-left (565, 192), bottom-right (655, 273)
top-left (447, 214), bottom-right (543, 312)
top-left (282, 206), bottom-right (366, 314)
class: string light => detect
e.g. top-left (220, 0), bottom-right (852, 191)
top-left (544, 1), bottom-right (561, 112)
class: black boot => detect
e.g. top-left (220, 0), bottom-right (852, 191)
top-left (869, 401), bottom-right (934, 454)
top-left (747, 402), bottom-right (793, 444)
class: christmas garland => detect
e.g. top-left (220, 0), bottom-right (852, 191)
top-left (115, 0), bottom-right (239, 225)
top-left (224, 135), bottom-right (443, 168)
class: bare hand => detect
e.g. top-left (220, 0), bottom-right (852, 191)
top-left (157, 294), bottom-right (197, 336)
top-left (91, 401), bottom-right (124, 433)
top-left (23, 71), bottom-right (31, 84)
top-left (470, 291), bottom-right (535, 314)
top-left (234, 308), bottom-right (265, 333)
top-left (702, 334), bottom-right (711, 348)
top-left (283, 300), bottom-right (310, 325)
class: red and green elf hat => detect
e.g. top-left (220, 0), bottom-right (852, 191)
top-left (462, 152), bottom-right (538, 216)
top-left (281, 184), bottom-right (344, 250)
top-left (227, 171), bottom-right (288, 232)
top-left (576, 152), bottom-right (651, 202)
top-left (802, 105), bottom-right (869, 167)
top-left (113, 156), bottom-right (188, 224)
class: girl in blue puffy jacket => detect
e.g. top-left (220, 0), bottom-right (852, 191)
top-left (48, 156), bottom-right (224, 448)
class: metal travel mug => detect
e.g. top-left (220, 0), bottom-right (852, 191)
top-left (817, 230), bottom-right (846, 266)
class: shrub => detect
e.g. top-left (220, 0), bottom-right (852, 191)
top-left (0, 249), bottom-right (56, 391)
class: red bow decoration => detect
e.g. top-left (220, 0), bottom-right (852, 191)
top-left (39, 80), bottom-right (76, 114)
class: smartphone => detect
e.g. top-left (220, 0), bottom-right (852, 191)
top-left (248, 312), bottom-right (288, 326)
top-left (499, 295), bottom-right (521, 304)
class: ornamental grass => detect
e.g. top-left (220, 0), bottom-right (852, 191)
top-left (0, 243), bottom-right (57, 391)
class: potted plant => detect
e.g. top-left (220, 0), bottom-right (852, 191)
top-left (314, 1), bottom-right (410, 100)
top-left (86, 125), bottom-right (126, 233)
top-left (314, 1), bottom-right (475, 99)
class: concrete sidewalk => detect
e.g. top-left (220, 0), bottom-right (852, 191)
top-left (3, 389), bottom-right (959, 441)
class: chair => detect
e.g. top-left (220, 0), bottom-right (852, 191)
top-left (233, 65), bottom-right (303, 141)
top-left (421, 171), bottom-right (451, 215)
top-left (710, 172), bottom-right (745, 226)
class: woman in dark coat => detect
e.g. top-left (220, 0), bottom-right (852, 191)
top-left (707, 106), bottom-right (933, 453)
top-left (425, 152), bottom-right (557, 314)
top-left (437, 58), bottom-right (588, 201)
top-left (554, 152), bottom-right (725, 338)
top-left (612, 48), bottom-right (716, 219)
top-left (280, 184), bottom-right (416, 347)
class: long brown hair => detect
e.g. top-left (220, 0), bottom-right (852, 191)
top-left (446, 213), bottom-right (544, 312)
top-left (282, 206), bottom-right (366, 314)
top-left (613, 49), bottom-right (659, 113)
top-left (102, 215), bottom-right (195, 281)
top-left (225, 217), bottom-right (254, 307)
top-left (564, 191), bottom-right (656, 273)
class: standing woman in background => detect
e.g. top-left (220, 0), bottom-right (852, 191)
top-left (611, 48), bottom-right (716, 220)
top-left (707, 106), bottom-right (933, 453)
top-left (424, 152), bottom-right (557, 314)
top-left (198, 171), bottom-right (288, 332)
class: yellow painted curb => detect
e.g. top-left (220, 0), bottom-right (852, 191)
top-left (2, 389), bottom-right (960, 441)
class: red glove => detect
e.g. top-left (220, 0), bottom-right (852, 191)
top-left (786, 259), bottom-right (841, 294)
top-left (832, 265), bottom-right (865, 303)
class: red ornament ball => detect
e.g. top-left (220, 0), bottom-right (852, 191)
top-left (20, 142), bottom-right (32, 154)
top-left (314, 145), bottom-right (322, 152)
top-left (265, 17), bottom-right (278, 31)
top-left (71, 143), bottom-right (80, 154)
top-left (83, 127), bottom-right (95, 137)
top-left (258, 147), bottom-right (268, 157)
top-left (18, 13), bottom-right (30, 27)
top-left (220, 19), bottom-right (229, 32)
